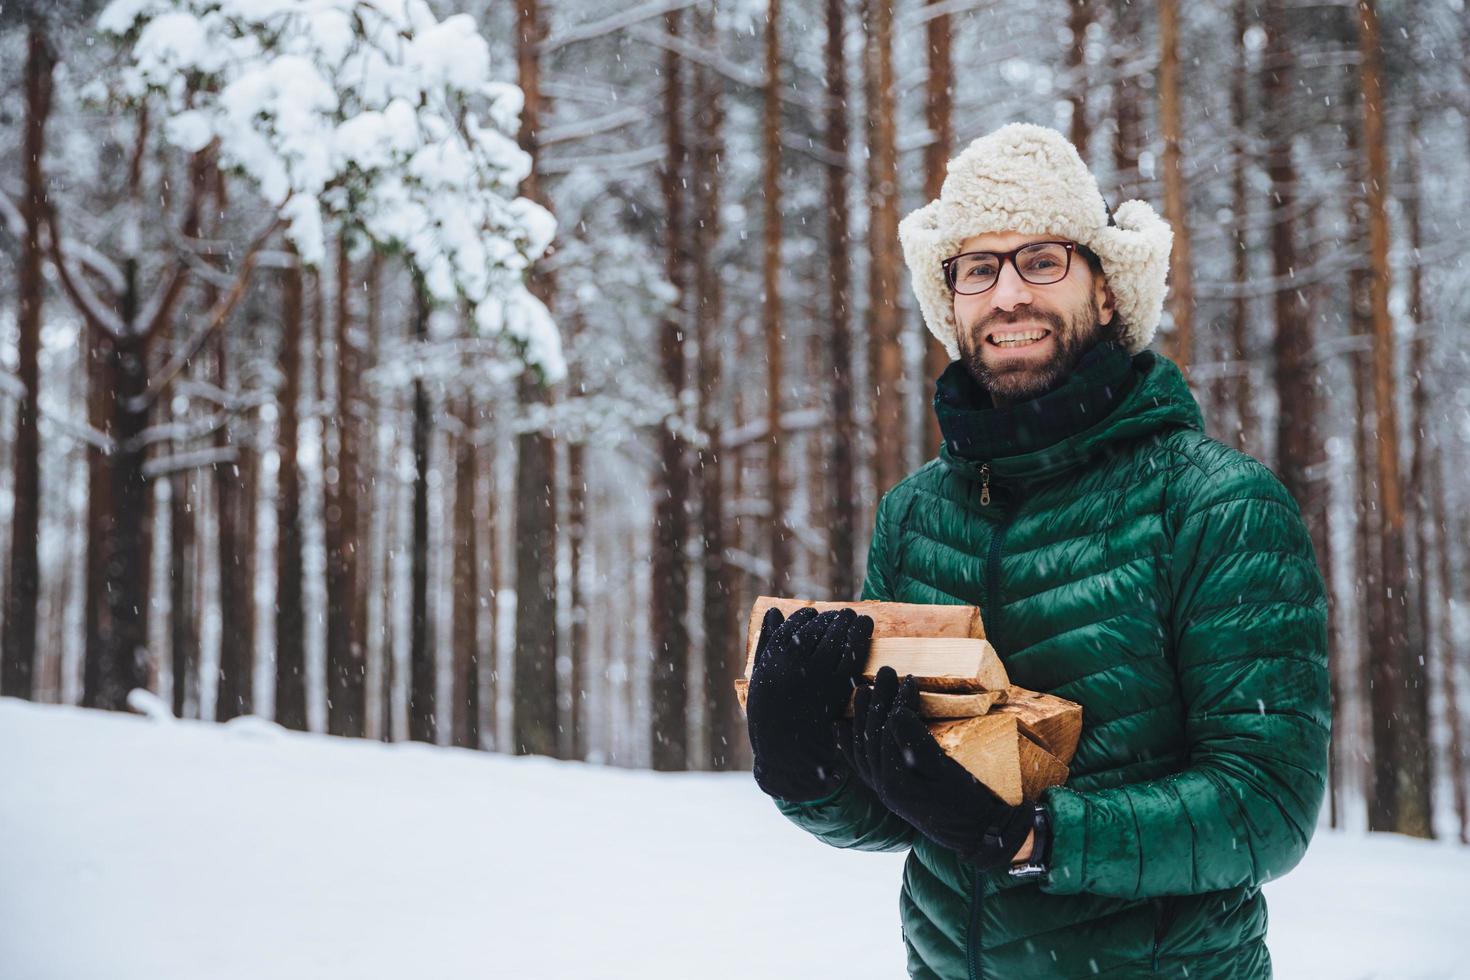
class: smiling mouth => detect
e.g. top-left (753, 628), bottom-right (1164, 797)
top-left (986, 329), bottom-right (1051, 349)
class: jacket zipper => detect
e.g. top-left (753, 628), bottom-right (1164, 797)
top-left (968, 482), bottom-right (1012, 980)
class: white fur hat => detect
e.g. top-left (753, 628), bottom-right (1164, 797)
top-left (898, 122), bottom-right (1173, 357)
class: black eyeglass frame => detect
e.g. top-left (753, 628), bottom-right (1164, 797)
top-left (941, 240), bottom-right (1080, 296)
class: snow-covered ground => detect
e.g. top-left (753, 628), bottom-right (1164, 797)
top-left (1, 698), bottom-right (1466, 980)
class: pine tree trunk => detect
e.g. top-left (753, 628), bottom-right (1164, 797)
top-left (275, 255), bottom-right (308, 731)
top-left (921, 0), bottom-right (953, 460)
top-left (651, 11), bottom-right (692, 771)
top-left (1223, 0), bottom-right (1256, 455)
top-left (692, 1), bottom-right (739, 771)
top-left (1110, 0), bottom-right (1140, 199)
top-left (1357, 0), bottom-right (1423, 837)
top-left (451, 398), bottom-right (480, 750)
top-left (326, 238), bottom-right (365, 736)
top-left (762, 0), bottom-right (791, 597)
top-left (1, 30), bottom-right (54, 700)
top-left (1401, 106), bottom-right (1437, 839)
top-left (513, 0), bottom-right (559, 758)
top-left (408, 287), bottom-right (434, 744)
top-left (215, 318), bottom-right (255, 721)
top-left (1067, 0), bottom-right (1093, 156)
top-left (865, 0), bottom-right (903, 500)
top-left (567, 435), bottom-right (587, 760)
top-left (1157, 0), bottom-right (1193, 373)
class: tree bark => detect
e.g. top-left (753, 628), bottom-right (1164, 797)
top-left (865, 0), bottom-right (903, 500)
top-left (1357, 0), bottom-right (1422, 837)
top-left (921, 0), bottom-right (953, 461)
top-left (215, 304), bottom-right (254, 721)
top-left (763, 0), bottom-right (791, 597)
top-left (1067, 1), bottom-right (1093, 157)
top-left (692, 1), bottom-right (739, 771)
top-left (513, 0), bottom-right (559, 757)
top-left (1, 30), bottom-right (54, 700)
top-left (651, 10), bottom-right (692, 771)
top-left (1222, 0), bottom-right (1257, 455)
top-left (1157, 0), bottom-right (1193, 374)
top-left (1110, 0), bottom-right (1141, 199)
top-left (326, 238), bottom-right (365, 736)
top-left (408, 287), bottom-right (434, 744)
top-left (275, 254), bottom-right (307, 731)
top-left (1400, 103), bottom-right (1437, 839)
top-left (451, 397), bottom-right (480, 750)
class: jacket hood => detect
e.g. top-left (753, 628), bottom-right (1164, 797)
top-left (936, 349), bottom-right (1204, 488)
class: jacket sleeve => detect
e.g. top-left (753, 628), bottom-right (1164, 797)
top-left (1039, 456), bottom-right (1331, 899)
top-left (773, 489), bottom-right (917, 853)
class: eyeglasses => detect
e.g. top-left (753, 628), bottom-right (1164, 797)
top-left (941, 241), bottom-right (1079, 295)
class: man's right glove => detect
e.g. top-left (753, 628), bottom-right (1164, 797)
top-left (746, 606), bottom-right (872, 803)
top-left (842, 666), bottom-right (1035, 871)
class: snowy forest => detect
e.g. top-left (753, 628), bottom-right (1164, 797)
top-left (0, 0), bottom-right (1466, 852)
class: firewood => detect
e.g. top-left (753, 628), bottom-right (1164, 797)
top-left (930, 715), bottom-right (1070, 805)
top-left (992, 686), bottom-right (1083, 765)
top-left (734, 679), bottom-right (1008, 720)
top-left (743, 596), bottom-right (985, 678)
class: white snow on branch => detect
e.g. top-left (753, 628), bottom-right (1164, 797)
top-left (98, 0), bottom-right (565, 382)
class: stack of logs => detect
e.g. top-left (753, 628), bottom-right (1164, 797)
top-left (734, 597), bottom-right (1082, 805)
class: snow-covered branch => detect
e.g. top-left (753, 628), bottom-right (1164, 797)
top-left (541, 0), bottom-right (706, 54)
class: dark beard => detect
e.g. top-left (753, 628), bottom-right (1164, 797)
top-left (958, 297), bottom-right (1106, 405)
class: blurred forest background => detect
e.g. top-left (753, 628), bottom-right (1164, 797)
top-left (0, 0), bottom-right (1466, 846)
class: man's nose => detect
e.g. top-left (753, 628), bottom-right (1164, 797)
top-left (989, 262), bottom-right (1033, 311)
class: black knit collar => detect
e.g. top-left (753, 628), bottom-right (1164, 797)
top-left (934, 340), bottom-right (1139, 464)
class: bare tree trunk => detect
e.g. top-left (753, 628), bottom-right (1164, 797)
top-left (482, 436), bottom-right (499, 750)
top-left (215, 308), bottom-right (254, 720)
top-left (651, 10), bottom-right (692, 771)
top-left (567, 435), bottom-right (587, 760)
top-left (1, 30), bottom-right (54, 700)
top-left (170, 469), bottom-right (196, 717)
top-left (513, 0), bottom-right (559, 758)
top-left (692, 1), bottom-right (739, 771)
top-left (1157, 0), bottom-right (1193, 373)
top-left (1067, 1), bottom-right (1093, 157)
top-left (326, 238), bottom-right (365, 736)
top-left (451, 397), bottom-right (480, 750)
top-left (1222, 0), bottom-right (1257, 455)
top-left (275, 254), bottom-right (308, 730)
top-left (921, 0), bottom-right (953, 460)
top-left (408, 287), bottom-right (434, 744)
top-left (1110, 0), bottom-right (1140, 199)
top-left (762, 0), bottom-right (791, 597)
top-left (1401, 103), bottom-right (1437, 839)
top-left (1357, 0), bottom-right (1422, 837)
top-left (865, 0), bottom-right (903, 500)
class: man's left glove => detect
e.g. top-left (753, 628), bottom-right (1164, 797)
top-left (746, 606), bottom-right (872, 803)
top-left (853, 666), bottom-right (1037, 871)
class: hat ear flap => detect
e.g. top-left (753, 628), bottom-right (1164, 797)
top-left (1089, 199), bottom-right (1173, 354)
top-left (899, 200), bottom-right (962, 361)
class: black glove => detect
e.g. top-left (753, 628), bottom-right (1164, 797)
top-left (746, 606), bottom-right (872, 803)
top-left (856, 666), bottom-right (1035, 870)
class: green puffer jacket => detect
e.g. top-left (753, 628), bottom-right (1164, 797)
top-left (775, 347), bottom-right (1330, 979)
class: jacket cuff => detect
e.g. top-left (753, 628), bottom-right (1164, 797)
top-left (1037, 786), bottom-right (1087, 894)
top-left (774, 771), bottom-right (853, 810)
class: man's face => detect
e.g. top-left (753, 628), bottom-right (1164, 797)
top-left (950, 231), bottom-right (1116, 407)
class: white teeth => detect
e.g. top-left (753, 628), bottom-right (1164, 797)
top-left (988, 330), bottom-right (1048, 347)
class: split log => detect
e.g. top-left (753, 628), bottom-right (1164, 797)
top-left (992, 686), bottom-right (1083, 766)
top-left (744, 595), bottom-right (984, 672)
top-left (931, 714), bottom-right (1070, 805)
top-left (735, 678), bottom-right (1008, 719)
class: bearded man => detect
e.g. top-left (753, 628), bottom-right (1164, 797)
top-left (743, 124), bottom-right (1330, 979)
